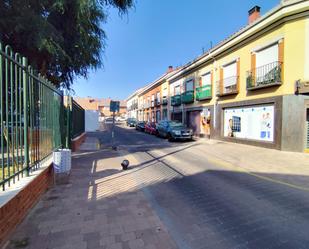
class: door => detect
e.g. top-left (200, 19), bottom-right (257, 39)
top-left (187, 111), bottom-right (201, 136)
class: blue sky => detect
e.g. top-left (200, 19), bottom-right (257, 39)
top-left (73, 0), bottom-right (279, 100)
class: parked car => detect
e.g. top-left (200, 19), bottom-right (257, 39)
top-left (145, 122), bottom-right (157, 135)
top-left (104, 117), bottom-right (114, 124)
top-left (116, 116), bottom-right (126, 122)
top-left (135, 121), bottom-right (146, 131)
top-left (126, 118), bottom-right (137, 127)
top-left (156, 120), bottom-right (193, 141)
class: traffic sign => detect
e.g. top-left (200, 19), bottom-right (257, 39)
top-left (110, 100), bottom-right (120, 112)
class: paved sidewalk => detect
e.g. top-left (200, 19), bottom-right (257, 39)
top-left (195, 138), bottom-right (309, 189)
top-left (5, 135), bottom-right (177, 249)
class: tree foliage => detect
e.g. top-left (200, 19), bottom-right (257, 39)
top-left (0, 0), bottom-right (133, 88)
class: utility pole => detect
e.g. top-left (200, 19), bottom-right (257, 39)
top-left (110, 100), bottom-right (119, 150)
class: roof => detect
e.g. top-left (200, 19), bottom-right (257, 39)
top-left (138, 66), bottom-right (184, 96)
top-left (74, 97), bottom-right (126, 110)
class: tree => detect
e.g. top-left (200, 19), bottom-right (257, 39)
top-left (0, 0), bottom-right (133, 89)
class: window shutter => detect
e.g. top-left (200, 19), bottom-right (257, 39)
top-left (251, 52), bottom-right (256, 81)
top-left (279, 39), bottom-right (284, 82)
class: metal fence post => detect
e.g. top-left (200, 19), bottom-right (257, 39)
top-left (22, 57), bottom-right (29, 176)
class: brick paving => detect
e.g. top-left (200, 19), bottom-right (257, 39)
top-left (5, 135), bottom-right (177, 249)
top-left (5, 125), bottom-right (309, 249)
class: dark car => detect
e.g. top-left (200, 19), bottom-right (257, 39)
top-left (156, 120), bottom-right (193, 141)
top-left (135, 121), bottom-right (146, 131)
top-left (145, 122), bottom-right (157, 135)
top-left (126, 118), bottom-right (137, 127)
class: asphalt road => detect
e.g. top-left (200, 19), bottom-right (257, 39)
top-left (96, 123), bottom-right (309, 249)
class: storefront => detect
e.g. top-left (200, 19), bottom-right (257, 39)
top-left (223, 105), bottom-right (274, 142)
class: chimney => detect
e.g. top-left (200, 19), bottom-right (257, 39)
top-left (248, 6), bottom-right (261, 24)
top-left (167, 66), bottom-right (173, 73)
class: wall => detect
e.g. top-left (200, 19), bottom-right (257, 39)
top-left (85, 110), bottom-right (99, 132)
top-left (281, 95), bottom-right (309, 152)
top-left (168, 16), bottom-right (307, 111)
top-left (0, 165), bottom-right (54, 246)
top-left (139, 83), bottom-right (163, 122)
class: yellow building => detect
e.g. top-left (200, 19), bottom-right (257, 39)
top-left (167, 0), bottom-right (309, 152)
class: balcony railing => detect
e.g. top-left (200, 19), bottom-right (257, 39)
top-left (181, 90), bottom-right (194, 104)
top-left (162, 96), bottom-right (168, 105)
top-left (196, 85), bottom-right (212, 101)
top-left (155, 99), bottom-right (161, 106)
top-left (247, 61), bottom-right (282, 90)
top-left (171, 95), bottom-right (181, 106)
top-left (216, 76), bottom-right (239, 96)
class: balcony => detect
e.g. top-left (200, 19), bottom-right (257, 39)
top-left (247, 61), bottom-right (282, 90)
top-left (171, 95), bottom-right (181, 106)
top-left (162, 96), bottom-right (168, 105)
top-left (181, 90), bottom-right (194, 104)
top-left (216, 76), bottom-right (239, 96)
top-left (196, 85), bottom-right (212, 101)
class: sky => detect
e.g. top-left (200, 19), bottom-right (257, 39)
top-left (73, 0), bottom-right (279, 100)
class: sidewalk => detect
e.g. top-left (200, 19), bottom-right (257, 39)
top-left (195, 138), bottom-right (309, 189)
top-left (5, 136), bottom-right (177, 249)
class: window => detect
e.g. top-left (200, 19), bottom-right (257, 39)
top-left (174, 85), bottom-right (181, 95)
top-left (256, 44), bottom-right (278, 68)
top-left (201, 72), bottom-right (211, 86)
top-left (156, 92), bottom-right (160, 103)
top-left (223, 61), bottom-right (237, 87)
top-left (185, 79), bottom-right (194, 91)
top-left (163, 87), bottom-right (168, 97)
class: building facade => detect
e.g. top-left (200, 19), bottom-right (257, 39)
top-left (126, 89), bottom-right (142, 119)
top-left (127, 0), bottom-right (309, 152)
top-left (75, 97), bottom-right (127, 117)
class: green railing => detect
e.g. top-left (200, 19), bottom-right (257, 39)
top-left (196, 85), bottom-right (212, 100)
top-left (171, 95), bottom-right (181, 106)
top-left (181, 90), bottom-right (194, 104)
top-left (0, 42), bottom-right (67, 191)
top-left (72, 100), bottom-right (85, 139)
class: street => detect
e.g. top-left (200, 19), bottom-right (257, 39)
top-left (99, 124), bottom-right (309, 249)
top-left (6, 123), bottom-right (309, 249)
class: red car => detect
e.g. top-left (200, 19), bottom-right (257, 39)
top-left (145, 122), bottom-right (157, 135)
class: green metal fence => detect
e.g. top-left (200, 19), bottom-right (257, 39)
top-left (71, 99), bottom-right (85, 139)
top-left (0, 43), bottom-right (65, 191)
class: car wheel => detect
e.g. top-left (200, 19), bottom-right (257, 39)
top-left (167, 133), bottom-right (174, 142)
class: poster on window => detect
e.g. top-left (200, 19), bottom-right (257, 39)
top-left (224, 105), bottom-right (274, 142)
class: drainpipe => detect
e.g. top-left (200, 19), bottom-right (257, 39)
top-left (208, 51), bottom-right (217, 129)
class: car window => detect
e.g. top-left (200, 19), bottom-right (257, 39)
top-left (169, 121), bottom-right (183, 128)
